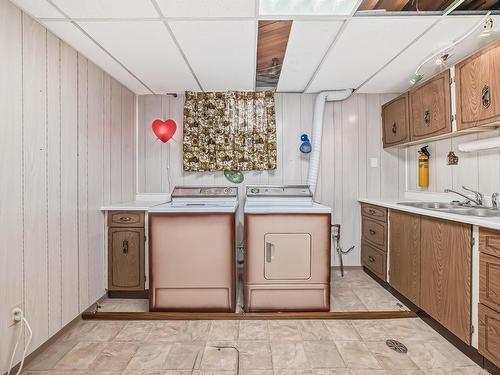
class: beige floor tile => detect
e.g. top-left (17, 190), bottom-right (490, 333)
top-left (303, 341), bottom-right (345, 368)
top-left (25, 340), bottom-right (77, 370)
top-left (53, 342), bottom-right (106, 370)
top-left (405, 341), bottom-right (453, 370)
top-left (351, 288), bottom-right (403, 311)
top-left (271, 342), bottom-right (309, 369)
top-left (188, 321), bottom-right (212, 341)
top-left (238, 341), bottom-right (273, 369)
top-left (163, 342), bottom-right (205, 370)
top-left (115, 321), bottom-right (154, 342)
top-left (122, 371), bottom-right (163, 375)
top-left (380, 319), bottom-right (439, 342)
top-left (335, 341), bottom-right (382, 370)
top-left (57, 320), bottom-right (97, 342)
top-left (330, 288), bottom-right (368, 312)
top-left (239, 370), bottom-right (274, 375)
top-left (364, 341), bottom-right (419, 370)
top-left (273, 369), bottom-right (314, 375)
top-left (323, 321), bottom-right (362, 341)
top-left (298, 321), bottom-right (332, 341)
top-left (269, 321), bottom-right (301, 341)
top-left (91, 342), bottom-right (139, 370)
top-left (126, 342), bottom-right (172, 370)
top-left (239, 321), bottom-right (269, 341)
top-left (350, 320), bottom-right (388, 342)
top-left (81, 321), bottom-right (126, 342)
top-left (311, 370), bottom-right (356, 375)
top-left (428, 340), bottom-right (478, 368)
top-left (208, 321), bottom-right (239, 341)
top-left (200, 346), bottom-right (238, 371)
top-left (147, 321), bottom-right (191, 342)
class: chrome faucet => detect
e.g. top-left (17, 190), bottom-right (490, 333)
top-left (492, 193), bottom-right (500, 209)
top-left (444, 186), bottom-right (483, 206)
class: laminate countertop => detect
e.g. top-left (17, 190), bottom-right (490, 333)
top-left (100, 200), bottom-right (168, 211)
top-left (359, 197), bottom-right (500, 231)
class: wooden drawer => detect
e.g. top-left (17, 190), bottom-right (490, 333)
top-left (108, 211), bottom-right (145, 228)
top-left (480, 252), bottom-right (500, 313)
top-left (361, 203), bottom-right (387, 222)
top-left (362, 241), bottom-right (386, 280)
top-left (480, 228), bottom-right (500, 258)
top-left (479, 303), bottom-right (500, 368)
top-left (362, 217), bottom-right (387, 251)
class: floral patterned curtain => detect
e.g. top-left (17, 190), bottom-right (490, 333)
top-left (183, 91), bottom-right (277, 172)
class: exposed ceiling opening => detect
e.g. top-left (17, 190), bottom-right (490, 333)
top-left (358, 0), bottom-right (500, 12)
top-left (256, 21), bottom-right (292, 90)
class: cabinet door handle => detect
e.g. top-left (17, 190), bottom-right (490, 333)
top-left (265, 242), bottom-right (272, 263)
top-left (368, 256), bottom-right (375, 263)
top-left (369, 229), bottom-right (376, 235)
top-left (424, 110), bottom-right (431, 127)
top-left (368, 209), bottom-right (376, 215)
top-left (482, 85), bottom-right (491, 108)
top-left (122, 240), bottom-right (129, 255)
top-left (119, 216), bottom-right (131, 222)
top-left (392, 122), bottom-right (397, 134)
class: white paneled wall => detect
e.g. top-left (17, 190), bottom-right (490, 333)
top-left (137, 93), bottom-right (404, 267)
top-left (407, 129), bottom-right (500, 196)
top-left (0, 1), bottom-right (136, 372)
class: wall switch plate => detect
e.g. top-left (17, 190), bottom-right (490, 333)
top-left (370, 158), bottom-right (378, 168)
top-left (7, 303), bottom-right (22, 327)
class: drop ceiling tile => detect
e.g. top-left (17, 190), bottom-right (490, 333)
top-left (156, 0), bottom-right (256, 18)
top-left (306, 16), bottom-right (438, 93)
top-left (10, 0), bottom-right (64, 18)
top-left (358, 16), bottom-right (485, 93)
top-left (79, 21), bottom-right (199, 93)
top-left (259, 0), bottom-right (358, 16)
top-left (51, 0), bottom-right (158, 18)
top-left (169, 20), bottom-right (256, 91)
top-left (42, 21), bottom-right (150, 93)
top-left (277, 20), bottom-right (343, 92)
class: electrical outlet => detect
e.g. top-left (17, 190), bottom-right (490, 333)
top-left (7, 303), bottom-right (22, 327)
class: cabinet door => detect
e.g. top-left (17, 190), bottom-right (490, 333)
top-left (108, 228), bottom-right (145, 290)
top-left (480, 252), bottom-right (500, 313)
top-left (382, 93), bottom-right (409, 147)
top-left (361, 240), bottom-right (386, 280)
top-left (456, 40), bottom-right (500, 130)
top-left (410, 70), bottom-right (452, 141)
top-left (479, 303), bottom-right (500, 368)
top-left (420, 217), bottom-right (472, 344)
top-left (388, 210), bottom-right (421, 305)
top-left (264, 233), bottom-right (311, 280)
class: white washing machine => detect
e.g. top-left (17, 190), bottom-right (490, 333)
top-left (244, 185), bottom-right (332, 312)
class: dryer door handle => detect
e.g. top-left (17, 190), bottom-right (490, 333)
top-left (265, 242), bottom-right (273, 263)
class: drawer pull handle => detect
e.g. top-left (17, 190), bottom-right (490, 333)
top-left (368, 256), bottom-right (375, 263)
top-left (368, 209), bottom-right (376, 215)
top-left (392, 122), bottom-right (397, 134)
top-left (122, 240), bottom-right (129, 255)
top-left (119, 217), bottom-right (131, 222)
top-left (265, 242), bottom-right (272, 263)
top-left (369, 229), bottom-right (376, 235)
top-left (424, 110), bottom-right (431, 127)
top-left (482, 85), bottom-right (491, 108)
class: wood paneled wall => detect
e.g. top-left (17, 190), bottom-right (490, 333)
top-left (407, 130), bottom-right (500, 195)
top-left (137, 93), bottom-right (405, 267)
top-left (0, 1), bottom-right (136, 372)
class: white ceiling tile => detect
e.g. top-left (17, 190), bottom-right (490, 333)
top-left (42, 21), bottom-right (151, 94)
top-left (358, 16), bottom-right (487, 93)
top-left (277, 20), bottom-right (343, 92)
top-left (79, 21), bottom-right (199, 93)
top-left (156, 0), bottom-right (256, 18)
top-left (306, 16), bottom-right (438, 93)
top-left (51, 0), bottom-right (158, 18)
top-left (10, 0), bottom-right (64, 18)
top-left (169, 20), bottom-right (256, 91)
top-left (260, 0), bottom-right (358, 16)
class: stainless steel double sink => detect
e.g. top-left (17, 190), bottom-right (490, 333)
top-left (398, 201), bottom-right (500, 217)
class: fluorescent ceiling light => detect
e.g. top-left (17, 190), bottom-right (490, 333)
top-left (259, 0), bottom-right (359, 16)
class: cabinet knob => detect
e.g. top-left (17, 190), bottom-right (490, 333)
top-left (368, 256), bottom-right (375, 263)
top-left (392, 122), bottom-right (397, 134)
top-left (119, 216), bottom-right (131, 222)
top-left (369, 209), bottom-right (376, 215)
top-left (369, 229), bottom-right (376, 235)
top-left (122, 240), bottom-right (129, 255)
top-left (424, 110), bottom-right (431, 127)
top-left (482, 85), bottom-right (491, 109)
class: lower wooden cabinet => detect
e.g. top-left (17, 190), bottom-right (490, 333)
top-left (108, 228), bottom-right (145, 291)
top-left (361, 240), bottom-right (386, 280)
top-left (420, 216), bottom-right (472, 344)
top-left (479, 303), bottom-right (500, 367)
top-left (388, 210), bottom-right (421, 305)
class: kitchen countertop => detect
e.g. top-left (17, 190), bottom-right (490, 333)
top-left (100, 200), bottom-right (168, 211)
top-left (244, 202), bottom-right (332, 214)
top-left (359, 197), bottom-right (500, 230)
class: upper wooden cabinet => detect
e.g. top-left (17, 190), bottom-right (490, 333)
top-left (382, 93), bottom-right (409, 147)
top-left (456, 40), bottom-right (500, 131)
top-left (409, 70), bottom-right (452, 141)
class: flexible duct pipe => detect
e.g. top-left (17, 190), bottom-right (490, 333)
top-left (307, 89), bottom-right (353, 196)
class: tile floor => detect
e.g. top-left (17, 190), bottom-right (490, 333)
top-left (96, 269), bottom-right (408, 313)
top-left (22, 317), bottom-right (487, 374)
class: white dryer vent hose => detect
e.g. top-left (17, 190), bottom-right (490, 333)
top-left (307, 90), bottom-right (353, 196)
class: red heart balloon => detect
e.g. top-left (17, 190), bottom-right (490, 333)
top-left (152, 119), bottom-right (177, 143)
